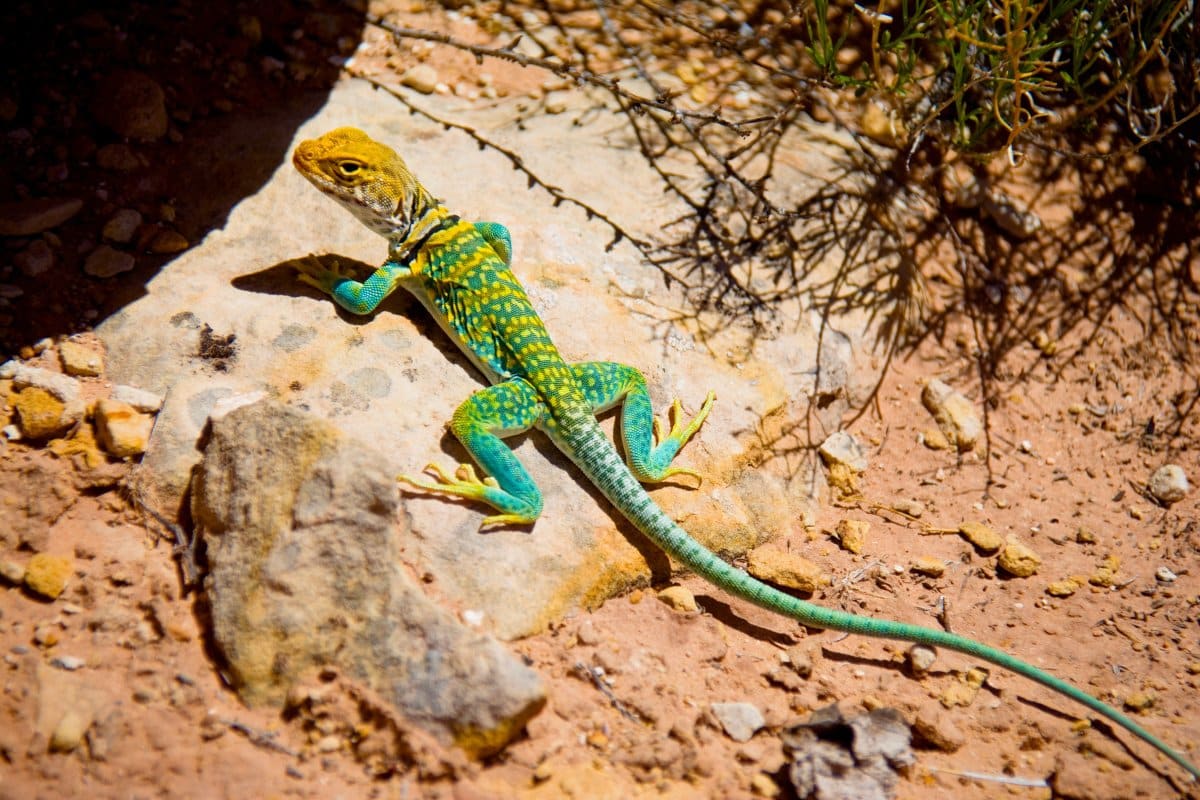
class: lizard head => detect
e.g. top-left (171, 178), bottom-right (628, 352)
top-left (292, 127), bottom-right (432, 240)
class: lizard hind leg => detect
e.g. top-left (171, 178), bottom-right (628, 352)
top-left (571, 362), bottom-right (715, 486)
top-left (398, 378), bottom-right (546, 528)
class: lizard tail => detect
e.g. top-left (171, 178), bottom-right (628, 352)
top-left (558, 418), bottom-right (1199, 781)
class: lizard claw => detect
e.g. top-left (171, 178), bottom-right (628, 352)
top-left (658, 391), bottom-right (716, 447)
top-left (294, 254), bottom-right (357, 295)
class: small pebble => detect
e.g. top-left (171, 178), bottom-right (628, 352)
top-left (910, 556), bottom-right (945, 578)
top-left (958, 521), bottom-right (1003, 554)
top-left (59, 339), bottom-right (104, 377)
top-left (834, 519), bottom-right (869, 554)
top-left (1088, 554), bottom-right (1120, 588)
top-left (401, 64), bottom-right (439, 94)
top-left (0, 560), bottom-right (24, 584)
top-left (102, 208), bottom-right (143, 243)
top-left (1155, 566), bottom-right (1177, 583)
top-left (84, 245), bottom-right (135, 278)
top-left (1045, 578), bottom-right (1081, 597)
top-left (51, 655), bottom-right (86, 671)
top-left (997, 538), bottom-right (1041, 577)
top-left (49, 710), bottom-right (90, 752)
top-left (710, 701), bottom-right (764, 742)
top-left (907, 644), bottom-right (937, 675)
top-left (1123, 692), bottom-right (1154, 712)
top-left (657, 585), bottom-right (698, 612)
top-left (1147, 464), bottom-right (1189, 505)
top-left (24, 553), bottom-right (74, 599)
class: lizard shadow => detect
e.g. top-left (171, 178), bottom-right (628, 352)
top-left (693, 594), bottom-right (801, 646)
top-left (232, 256), bottom-right (481, 372)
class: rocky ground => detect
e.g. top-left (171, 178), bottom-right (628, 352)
top-left (2, 2), bottom-right (1198, 799)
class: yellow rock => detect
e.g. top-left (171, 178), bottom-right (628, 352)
top-left (910, 556), bottom-right (946, 578)
top-left (997, 538), bottom-right (1041, 577)
top-left (957, 521), bottom-right (1003, 554)
top-left (48, 420), bottom-right (108, 469)
top-left (751, 773), bottom-right (781, 797)
top-left (860, 101), bottom-right (905, 147)
top-left (49, 710), bottom-right (90, 752)
top-left (14, 387), bottom-right (71, 439)
top-left (1046, 578), bottom-right (1080, 597)
top-left (826, 460), bottom-right (860, 499)
top-left (656, 585), bottom-right (698, 612)
top-left (835, 519), bottom-right (869, 554)
top-left (58, 340), bottom-right (104, 377)
top-left (1123, 691), bottom-right (1154, 712)
top-left (939, 670), bottom-right (985, 708)
top-left (747, 547), bottom-right (824, 593)
top-left (148, 229), bottom-right (189, 254)
top-left (94, 398), bottom-right (155, 457)
top-left (24, 553), bottom-right (73, 599)
top-left (920, 428), bottom-right (950, 450)
top-left (1088, 554), bottom-right (1120, 587)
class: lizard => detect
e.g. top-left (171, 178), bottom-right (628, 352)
top-left (290, 126), bottom-right (1198, 781)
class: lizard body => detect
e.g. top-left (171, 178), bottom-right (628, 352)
top-left (292, 127), bottom-right (1197, 780)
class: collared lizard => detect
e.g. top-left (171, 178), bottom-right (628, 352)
top-left (291, 126), bottom-right (1197, 780)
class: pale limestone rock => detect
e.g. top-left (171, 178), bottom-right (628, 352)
top-left (710, 701), bottom-right (764, 742)
top-left (111, 384), bottom-right (163, 412)
top-left (4, 361), bottom-right (82, 404)
top-left (1147, 464), bottom-right (1188, 505)
top-left (906, 644), bottom-right (937, 675)
top-left (193, 400), bottom-right (545, 756)
top-left (818, 429), bottom-right (868, 473)
top-left (921, 379), bottom-right (981, 452)
top-left (401, 64), bottom-right (439, 94)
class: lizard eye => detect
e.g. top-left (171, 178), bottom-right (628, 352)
top-left (337, 161), bottom-right (361, 175)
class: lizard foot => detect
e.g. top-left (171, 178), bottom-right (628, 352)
top-left (398, 463), bottom-right (538, 527)
top-left (293, 254), bottom-right (359, 295)
top-left (648, 391), bottom-right (716, 485)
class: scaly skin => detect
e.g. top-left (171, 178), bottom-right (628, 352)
top-left (292, 127), bottom-right (1197, 781)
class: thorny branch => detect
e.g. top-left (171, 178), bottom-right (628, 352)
top-left (354, 1), bottom-right (1199, 443)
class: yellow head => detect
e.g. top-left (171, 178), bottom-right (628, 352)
top-left (292, 127), bottom-right (433, 239)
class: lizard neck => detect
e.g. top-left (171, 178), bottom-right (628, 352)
top-left (387, 201), bottom-right (457, 266)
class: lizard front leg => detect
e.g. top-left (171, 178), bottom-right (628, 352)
top-left (571, 362), bottom-right (715, 485)
top-left (295, 256), bottom-right (411, 315)
top-left (400, 377), bottom-right (546, 528)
